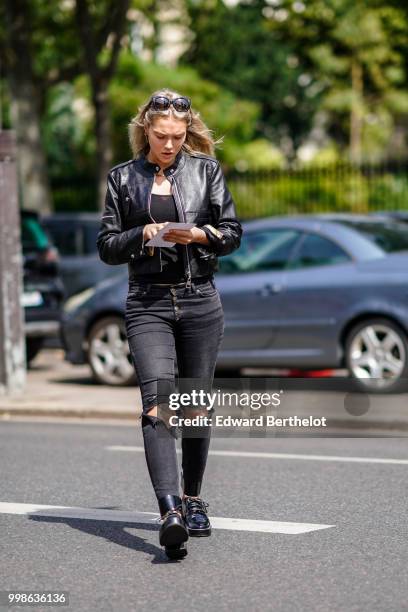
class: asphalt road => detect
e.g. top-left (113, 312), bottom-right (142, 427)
top-left (1, 420), bottom-right (408, 611)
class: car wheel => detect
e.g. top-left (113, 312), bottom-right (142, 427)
top-left (87, 316), bottom-right (137, 386)
top-left (26, 338), bottom-right (44, 366)
top-left (345, 317), bottom-right (408, 393)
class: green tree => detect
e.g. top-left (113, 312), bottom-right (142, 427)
top-left (269, 0), bottom-right (408, 162)
top-left (1, 0), bottom-right (53, 213)
top-left (1, 0), bottom-right (131, 211)
top-left (74, 0), bottom-right (131, 209)
top-left (180, 0), bottom-right (322, 157)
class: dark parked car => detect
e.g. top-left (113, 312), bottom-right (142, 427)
top-left (60, 214), bottom-right (408, 392)
top-left (372, 211), bottom-right (408, 224)
top-left (42, 213), bottom-right (123, 298)
top-left (21, 210), bottom-right (65, 363)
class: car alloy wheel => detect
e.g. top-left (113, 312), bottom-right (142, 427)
top-left (87, 316), bottom-right (137, 386)
top-left (345, 317), bottom-right (408, 393)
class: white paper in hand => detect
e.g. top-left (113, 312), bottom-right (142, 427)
top-left (145, 222), bottom-right (195, 247)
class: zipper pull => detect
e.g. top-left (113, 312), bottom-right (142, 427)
top-left (140, 229), bottom-right (146, 256)
top-left (186, 271), bottom-right (192, 289)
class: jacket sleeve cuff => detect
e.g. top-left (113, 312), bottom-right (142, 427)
top-left (139, 227), bottom-right (155, 257)
top-left (201, 224), bottom-right (227, 254)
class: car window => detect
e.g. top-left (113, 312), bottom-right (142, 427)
top-left (44, 224), bottom-right (83, 256)
top-left (21, 215), bottom-right (49, 253)
top-left (84, 224), bottom-right (100, 255)
top-left (219, 229), bottom-right (302, 274)
top-left (289, 233), bottom-right (351, 269)
top-left (335, 220), bottom-right (408, 253)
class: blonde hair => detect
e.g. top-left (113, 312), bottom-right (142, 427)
top-left (128, 88), bottom-right (223, 158)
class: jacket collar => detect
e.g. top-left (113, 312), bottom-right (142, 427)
top-left (140, 149), bottom-right (185, 177)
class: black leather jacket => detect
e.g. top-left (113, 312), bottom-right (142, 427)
top-left (96, 149), bottom-right (242, 285)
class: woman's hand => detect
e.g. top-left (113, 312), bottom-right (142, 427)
top-left (162, 226), bottom-right (209, 245)
top-left (143, 222), bottom-right (169, 242)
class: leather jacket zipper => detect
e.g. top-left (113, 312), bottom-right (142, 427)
top-left (144, 177), bottom-right (163, 271)
top-left (171, 176), bottom-right (192, 288)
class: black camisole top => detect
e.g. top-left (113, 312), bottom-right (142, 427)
top-left (146, 193), bottom-right (185, 283)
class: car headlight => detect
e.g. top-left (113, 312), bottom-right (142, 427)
top-left (63, 287), bottom-right (96, 313)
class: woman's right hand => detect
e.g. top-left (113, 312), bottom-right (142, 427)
top-left (143, 222), bottom-right (169, 242)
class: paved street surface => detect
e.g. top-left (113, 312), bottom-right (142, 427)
top-left (1, 420), bottom-right (408, 611)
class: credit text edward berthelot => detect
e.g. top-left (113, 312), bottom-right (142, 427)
top-left (167, 389), bottom-right (327, 428)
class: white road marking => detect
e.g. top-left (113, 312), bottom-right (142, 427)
top-left (106, 446), bottom-right (408, 465)
top-left (0, 502), bottom-right (333, 534)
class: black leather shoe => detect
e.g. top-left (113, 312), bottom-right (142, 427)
top-left (182, 496), bottom-right (211, 537)
top-left (158, 495), bottom-right (188, 559)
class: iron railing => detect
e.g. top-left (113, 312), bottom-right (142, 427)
top-left (226, 161), bottom-right (408, 220)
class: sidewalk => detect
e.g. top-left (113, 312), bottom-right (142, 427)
top-left (1, 349), bottom-right (408, 433)
top-left (0, 349), bottom-right (141, 420)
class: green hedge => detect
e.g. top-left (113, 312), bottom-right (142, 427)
top-left (227, 166), bottom-right (408, 219)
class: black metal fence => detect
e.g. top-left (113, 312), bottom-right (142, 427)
top-left (226, 161), bottom-right (408, 220)
top-left (51, 160), bottom-right (408, 217)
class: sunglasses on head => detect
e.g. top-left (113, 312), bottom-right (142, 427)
top-left (149, 95), bottom-right (191, 113)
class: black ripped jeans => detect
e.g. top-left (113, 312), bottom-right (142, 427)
top-left (125, 276), bottom-right (224, 502)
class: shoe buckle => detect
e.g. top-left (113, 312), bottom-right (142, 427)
top-left (160, 508), bottom-right (183, 522)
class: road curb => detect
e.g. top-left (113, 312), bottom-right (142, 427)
top-left (0, 408), bottom-right (139, 420)
top-left (1, 409), bottom-right (408, 434)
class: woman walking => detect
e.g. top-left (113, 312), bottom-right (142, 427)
top-left (97, 89), bottom-right (242, 559)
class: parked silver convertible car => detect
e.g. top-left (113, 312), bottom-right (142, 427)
top-left (61, 214), bottom-right (408, 392)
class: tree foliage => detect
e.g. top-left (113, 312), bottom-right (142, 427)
top-left (1, 0), bottom-right (408, 212)
top-left (264, 0), bottom-right (408, 162)
top-left (181, 0), bottom-right (321, 156)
